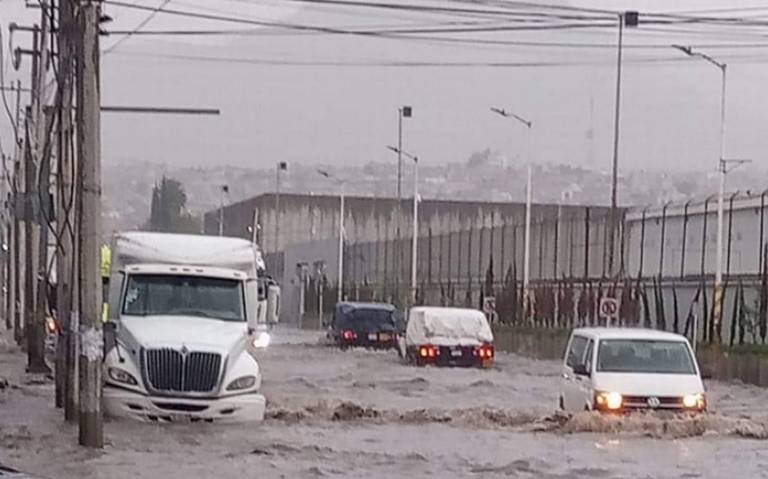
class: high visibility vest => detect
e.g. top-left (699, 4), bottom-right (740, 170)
top-left (101, 245), bottom-right (111, 278)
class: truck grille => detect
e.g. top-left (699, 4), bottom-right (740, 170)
top-left (142, 348), bottom-right (222, 394)
top-left (622, 396), bottom-right (683, 410)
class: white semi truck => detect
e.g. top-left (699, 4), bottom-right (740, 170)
top-left (102, 232), bottom-right (279, 423)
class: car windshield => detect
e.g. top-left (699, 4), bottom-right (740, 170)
top-left (338, 308), bottom-right (395, 332)
top-left (597, 339), bottom-right (696, 375)
top-left (122, 274), bottom-right (245, 322)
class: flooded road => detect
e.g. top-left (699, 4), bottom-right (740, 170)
top-left (3, 328), bottom-right (768, 478)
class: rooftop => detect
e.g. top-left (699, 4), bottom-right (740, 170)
top-left (573, 328), bottom-right (689, 342)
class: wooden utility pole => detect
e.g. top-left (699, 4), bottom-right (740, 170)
top-left (56, 0), bottom-right (78, 421)
top-left (12, 81), bottom-right (23, 347)
top-left (2, 154), bottom-right (9, 332)
top-left (75, 0), bottom-right (103, 448)
top-left (24, 3), bottom-right (50, 373)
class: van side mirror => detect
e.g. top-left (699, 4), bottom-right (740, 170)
top-left (573, 363), bottom-right (590, 376)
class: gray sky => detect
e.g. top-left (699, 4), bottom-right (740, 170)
top-left (1, 0), bottom-right (768, 174)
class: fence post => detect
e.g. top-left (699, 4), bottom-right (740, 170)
top-left (584, 208), bottom-right (591, 280)
top-left (681, 200), bottom-right (692, 279)
top-left (726, 191), bottom-right (739, 275)
top-left (659, 202), bottom-right (670, 278)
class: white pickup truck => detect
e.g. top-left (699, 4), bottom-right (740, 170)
top-left (102, 232), bottom-right (279, 423)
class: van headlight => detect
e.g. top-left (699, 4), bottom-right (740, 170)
top-left (227, 375), bottom-right (257, 391)
top-left (595, 391), bottom-right (623, 411)
top-left (252, 331), bottom-right (270, 349)
top-left (682, 393), bottom-right (706, 410)
top-left (108, 367), bottom-right (138, 386)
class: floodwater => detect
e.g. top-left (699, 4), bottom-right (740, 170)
top-left (3, 328), bottom-right (768, 478)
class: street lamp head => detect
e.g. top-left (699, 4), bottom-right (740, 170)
top-left (386, 145), bottom-right (399, 154)
top-left (317, 169), bottom-right (330, 178)
top-left (490, 107), bottom-right (507, 117)
top-left (672, 44), bottom-right (693, 56)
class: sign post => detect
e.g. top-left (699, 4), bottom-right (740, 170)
top-left (599, 297), bottom-right (619, 327)
top-left (483, 296), bottom-right (497, 324)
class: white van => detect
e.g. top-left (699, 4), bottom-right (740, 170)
top-left (560, 328), bottom-right (706, 413)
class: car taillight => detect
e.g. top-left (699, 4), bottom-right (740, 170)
top-left (342, 330), bottom-right (357, 341)
top-left (475, 344), bottom-right (494, 359)
top-left (419, 345), bottom-right (438, 359)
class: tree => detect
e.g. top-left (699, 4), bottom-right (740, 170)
top-left (144, 176), bottom-right (201, 233)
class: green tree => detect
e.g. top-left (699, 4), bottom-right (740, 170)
top-left (145, 176), bottom-right (201, 234)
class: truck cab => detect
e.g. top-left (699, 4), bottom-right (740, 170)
top-left (102, 232), bottom-right (279, 423)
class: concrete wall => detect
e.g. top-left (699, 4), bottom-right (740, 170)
top-left (625, 193), bottom-right (768, 279)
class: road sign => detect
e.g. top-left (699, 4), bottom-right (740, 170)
top-left (599, 297), bottom-right (619, 322)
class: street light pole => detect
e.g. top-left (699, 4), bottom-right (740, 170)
top-left (275, 161), bottom-right (287, 253)
top-left (411, 157), bottom-right (418, 305)
top-left (388, 146), bottom-right (419, 305)
top-left (491, 107), bottom-right (533, 317)
top-left (318, 170), bottom-right (345, 303)
top-left (338, 189), bottom-right (345, 303)
top-left (673, 45), bottom-right (731, 341)
top-left (395, 106), bottom-right (412, 300)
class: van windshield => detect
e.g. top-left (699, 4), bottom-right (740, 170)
top-left (122, 274), bottom-right (245, 322)
top-left (596, 339), bottom-right (696, 375)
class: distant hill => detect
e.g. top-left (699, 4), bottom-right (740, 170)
top-left (102, 152), bottom-right (768, 233)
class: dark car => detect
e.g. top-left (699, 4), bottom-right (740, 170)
top-left (329, 302), bottom-right (404, 350)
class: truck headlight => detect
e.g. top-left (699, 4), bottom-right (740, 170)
top-left (108, 367), bottom-right (138, 386)
top-left (595, 391), bottom-right (623, 411)
top-left (682, 393), bottom-right (706, 410)
top-left (227, 375), bottom-right (257, 391)
top-left (252, 331), bottom-right (270, 349)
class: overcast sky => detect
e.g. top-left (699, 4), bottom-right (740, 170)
top-left (1, 0), bottom-right (768, 177)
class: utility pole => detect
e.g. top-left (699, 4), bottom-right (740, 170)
top-left (608, 11), bottom-right (638, 277)
top-left (56, 0), bottom-right (78, 420)
top-left (12, 81), bottom-right (23, 347)
top-left (76, 0), bottom-right (103, 448)
top-left (24, 11), bottom-right (49, 373)
top-left (29, 0), bottom-right (54, 376)
top-left (395, 106), bottom-right (411, 301)
top-left (1, 155), bottom-right (8, 333)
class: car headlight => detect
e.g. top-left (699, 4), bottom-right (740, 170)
top-left (682, 393), bottom-right (706, 410)
top-left (595, 391), bottom-right (623, 410)
top-left (227, 375), bottom-right (257, 391)
top-left (252, 331), bottom-right (270, 349)
top-left (107, 367), bottom-right (138, 386)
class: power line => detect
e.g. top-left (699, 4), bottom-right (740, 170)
top-left (103, 0), bottom-right (171, 54)
top-left (113, 49), bottom-right (768, 67)
top-left (101, 26), bottom-right (768, 50)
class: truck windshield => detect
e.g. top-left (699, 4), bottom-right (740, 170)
top-left (122, 274), bottom-right (245, 322)
top-left (596, 339), bottom-right (696, 375)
